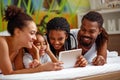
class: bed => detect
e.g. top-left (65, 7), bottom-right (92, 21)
top-left (0, 31), bottom-right (120, 80)
top-left (0, 55), bottom-right (120, 80)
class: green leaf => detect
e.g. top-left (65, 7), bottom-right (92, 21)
top-left (17, 0), bottom-right (22, 7)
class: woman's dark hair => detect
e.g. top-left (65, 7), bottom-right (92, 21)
top-left (81, 11), bottom-right (109, 50)
top-left (4, 5), bottom-right (33, 36)
top-left (46, 17), bottom-right (71, 55)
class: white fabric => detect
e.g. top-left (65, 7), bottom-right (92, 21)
top-left (23, 53), bottom-right (51, 68)
top-left (70, 29), bottom-right (79, 48)
top-left (82, 43), bottom-right (118, 63)
top-left (0, 31), bottom-right (10, 36)
top-left (107, 51), bottom-right (118, 57)
top-left (84, 43), bottom-right (97, 63)
top-left (0, 56), bottom-right (120, 79)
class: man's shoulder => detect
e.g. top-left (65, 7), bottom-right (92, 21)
top-left (70, 29), bottom-right (79, 35)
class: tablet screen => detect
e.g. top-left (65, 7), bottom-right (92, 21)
top-left (59, 49), bottom-right (82, 68)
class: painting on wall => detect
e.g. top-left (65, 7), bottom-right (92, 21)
top-left (101, 0), bottom-right (120, 9)
top-left (0, 0), bottom-right (90, 33)
top-left (89, 0), bottom-right (120, 10)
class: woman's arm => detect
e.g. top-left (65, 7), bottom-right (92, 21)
top-left (14, 48), bottom-right (25, 70)
top-left (0, 37), bottom-right (63, 75)
top-left (0, 37), bottom-right (13, 75)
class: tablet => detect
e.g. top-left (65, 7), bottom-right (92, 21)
top-left (59, 49), bottom-right (82, 68)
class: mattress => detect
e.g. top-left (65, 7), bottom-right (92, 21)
top-left (0, 56), bottom-right (120, 80)
top-left (0, 31), bottom-right (120, 79)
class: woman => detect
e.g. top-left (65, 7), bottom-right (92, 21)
top-left (0, 5), bottom-right (62, 75)
top-left (46, 17), bottom-right (88, 67)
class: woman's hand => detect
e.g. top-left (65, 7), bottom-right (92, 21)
top-left (92, 55), bottom-right (106, 66)
top-left (75, 55), bottom-right (88, 67)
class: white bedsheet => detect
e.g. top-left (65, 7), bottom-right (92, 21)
top-left (0, 31), bottom-right (120, 79)
top-left (0, 56), bottom-right (120, 80)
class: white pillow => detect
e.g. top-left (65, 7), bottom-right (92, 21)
top-left (0, 31), bottom-right (10, 36)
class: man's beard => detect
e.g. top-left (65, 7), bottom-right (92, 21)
top-left (79, 36), bottom-right (95, 48)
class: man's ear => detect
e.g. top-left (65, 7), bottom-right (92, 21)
top-left (98, 27), bottom-right (102, 35)
top-left (14, 28), bottom-right (21, 36)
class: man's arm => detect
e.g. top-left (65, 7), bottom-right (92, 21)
top-left (92, 40), bottom-right (108, 65)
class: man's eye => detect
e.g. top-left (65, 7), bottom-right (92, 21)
top-left (89, 31), bottom-right (95, 34)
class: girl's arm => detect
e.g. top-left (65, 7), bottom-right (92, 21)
top-left (28, 44), bottom-right (40, 62)
top-left (46, 42), bottom-right (58, 62)
top-left (47, 50), bottom-right (59, 62)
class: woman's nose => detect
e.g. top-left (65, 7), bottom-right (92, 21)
top-left (33, 35), bottom-right (36, 40)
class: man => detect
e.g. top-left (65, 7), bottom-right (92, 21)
top-left (77, 11), bottom-right (108, 65)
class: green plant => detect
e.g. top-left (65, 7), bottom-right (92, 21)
top-left (0, 0), bottom-right (90, 33)
top-left (0, 0), bottom-right (4, 31)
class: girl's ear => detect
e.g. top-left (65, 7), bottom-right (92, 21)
top-left (65, 33), bottom-right (68, 39)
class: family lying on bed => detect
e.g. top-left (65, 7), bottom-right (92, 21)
top-left (0, 5), bottom-right (108, 75)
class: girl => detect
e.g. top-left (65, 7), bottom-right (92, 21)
top-left (23, 32), bottom-right (59, 68)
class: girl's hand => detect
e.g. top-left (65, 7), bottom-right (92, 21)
top-left (92, 55), bottom-right (106, 66)
top-left (29, 59), bottom-right (41, 68)
top-left (28, 44), bottom-right (40, 61)
top-left (40, 62), bottom-right (63, 71)
top-left (28, 44), bottom-right (39, 56)
top-left (75, 55), bottom-right (88, 67)
top-left (45, 41), bottom-right (59, 62)
top-left (45, 41), bottom-right (51, 53)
